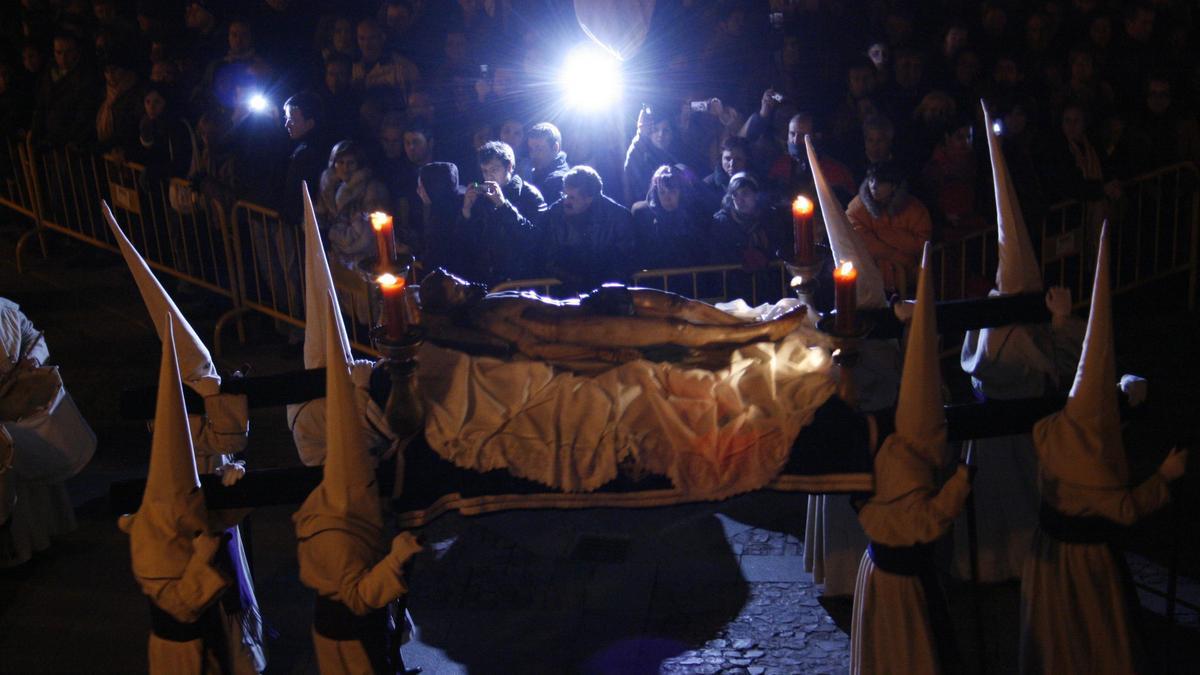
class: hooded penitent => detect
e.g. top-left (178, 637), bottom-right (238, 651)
top-left (299, 181), bottom-right (352, 370)
top-left (119, 315), bottom-right (213, 581)
top-left (293, 292), bottom-right (385, 551)
top-left (103, 201), bottom-right (220, 397)
top-left (805, 134), bottom-right (887, 309)
top-left (981, 100), bottom-right (1042, 296)
top-left (1032, 222), bottom-right (1125, 488)
top-left (960, 102), bottom-right (1053, 380)
top-left (287, 184), bottom-right (393, 466)
top-left (872, 243), bottom-right (947, 501)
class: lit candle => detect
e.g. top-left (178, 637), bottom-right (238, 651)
top-left (377, 272), bottom-right (407, 340)
top-left (792, 195), bottom-right (815, 265)
top-left (370, 211), bottom-right (394, 269)
top-left (833, 260), bottom-right (857, 333)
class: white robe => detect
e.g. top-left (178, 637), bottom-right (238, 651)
top-left (296, 528), bottom-right (418, 675)
top-left (805, 337), bottom-right (900, 596)
top-left (0, 299), bottom-right (85, 568)
top-left (1019, 470), bottom-right (1170, 674)
top-left (954, 321), bottom-right (1083, 582)
top-left (289, 361), bottom-right (396, 467)
top-left (850, 441), bottom-right (970, 675)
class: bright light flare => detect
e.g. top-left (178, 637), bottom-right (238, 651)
top-left (558, 46), bottom-right (622, 110)
top-left (247, 93), bottom-right (269, 113)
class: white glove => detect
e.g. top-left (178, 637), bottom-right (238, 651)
top-left (892, 300), bottom-right (915, 323)
top-left (190, 532), bottom-right (223, 565)
top-left (1119, 374), bottom-right (1148, 407)
top-left (215, 460), bottom-right (246, 486)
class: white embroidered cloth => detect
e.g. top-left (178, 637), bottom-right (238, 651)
top-left (420, 302), bottom-right (836, 499)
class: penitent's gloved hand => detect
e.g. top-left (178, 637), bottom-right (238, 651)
top-left (1119, 374), bottom-right (1148, 407)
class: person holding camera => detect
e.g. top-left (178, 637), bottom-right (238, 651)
top-left (622, 104), bottom-right (678, 206)
top-left (456, 141), bottom-right (546, 283)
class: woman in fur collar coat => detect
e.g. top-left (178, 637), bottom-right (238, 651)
top-left (318, 141), bottom-right (390, 268)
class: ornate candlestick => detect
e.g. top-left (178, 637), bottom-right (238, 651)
top-left (816, 304), bottom-right (874, 410)
top-left (371, 255), bottom-right (425, 443)
top-left (786, 260), bottom-right (822, 308)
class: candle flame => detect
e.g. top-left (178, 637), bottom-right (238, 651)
top-left (377, 273), bottom-right (404, 288)
top-left (838, 260), bottom-right (854, 276)
top-left (370, 211), bottom-right (391, 231)
top-left (792, 195), bottom-right (814, 216)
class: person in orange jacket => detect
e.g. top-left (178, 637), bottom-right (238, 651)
top-left (846, 160), bottom-right (932, 295)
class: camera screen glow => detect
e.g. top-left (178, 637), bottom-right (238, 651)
top-left (559, 46), bottom-right (622, 111)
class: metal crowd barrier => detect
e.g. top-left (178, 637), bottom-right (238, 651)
top-left (0, 135), bottom-right (37, 219)
top-left (632, 260), bottom-right (791, 305)
top-left (927, 161), bottom-right (1199, 311)
top-left (223, 200), bottom-right (382, 358)
top-left (3, 142), bottom-right (1197, 365)
top-left (1041, 162), bottom-right (1199, 311)
top-left (12, 142), bottom-right (247, 352)
top-left (928, 227), bottom-right (998, 302)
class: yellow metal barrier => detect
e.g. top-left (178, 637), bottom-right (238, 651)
top-left (0, 135), bottom-right (36, 218)
top-left (928, 227), bottom-right (998, 302)
top-left (223, 200), bottom-right (381, 358)
top-left (928, 161), bottom-right (1199, 311)
top-left (19, 146), bottom-right (246, 350)
top-left (631, 260), bottom-right (791, 305)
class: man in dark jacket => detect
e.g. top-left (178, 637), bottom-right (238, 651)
top-left (32, 33), bottom-right (101, 148)
top-left (458, 141), bottom-right (546, 283)
top-left (525, 122), bottom-right (570, 203)
top-left (282, 91), bottom-right (334, 225)
top-left (540, 166), bottom-right (633, 294)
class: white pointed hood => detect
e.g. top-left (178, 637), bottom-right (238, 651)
top-left (805, 135), bottom-right (887, 308)
top-left (103, 201), bottom-right (219, 397)
top-left (120, 314), bottom-right (210, 579)
top-left (1033, 222), bottom-right (1126, 488)
top-left (873, 244), bottom-right (947, 501)
top-left (982, 100), bottom-right (1042, 295)
top-left (293, 292), bottom-right (385, 550)
top-left (300, 183), bottom-right (351, 369)
top-left (895, 243), bottom-right (944, 449)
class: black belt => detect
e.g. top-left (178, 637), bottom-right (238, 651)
top-left (867, 540), bottom-right (964, 674)
top-left (867, 540), bottom-right (934, 576)
top-left (1038, 502), bottom-right (1123, 544)
top-left (312, 596), bottom-right (395, 673)
top-left (149, 602), bottom-right (221, 643)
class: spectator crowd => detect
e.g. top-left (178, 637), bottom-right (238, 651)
top-left (3, 0), bottom-right (1199, 296)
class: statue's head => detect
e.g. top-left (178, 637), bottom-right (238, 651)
top-left (419, 268), bottom-right (487, 314)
